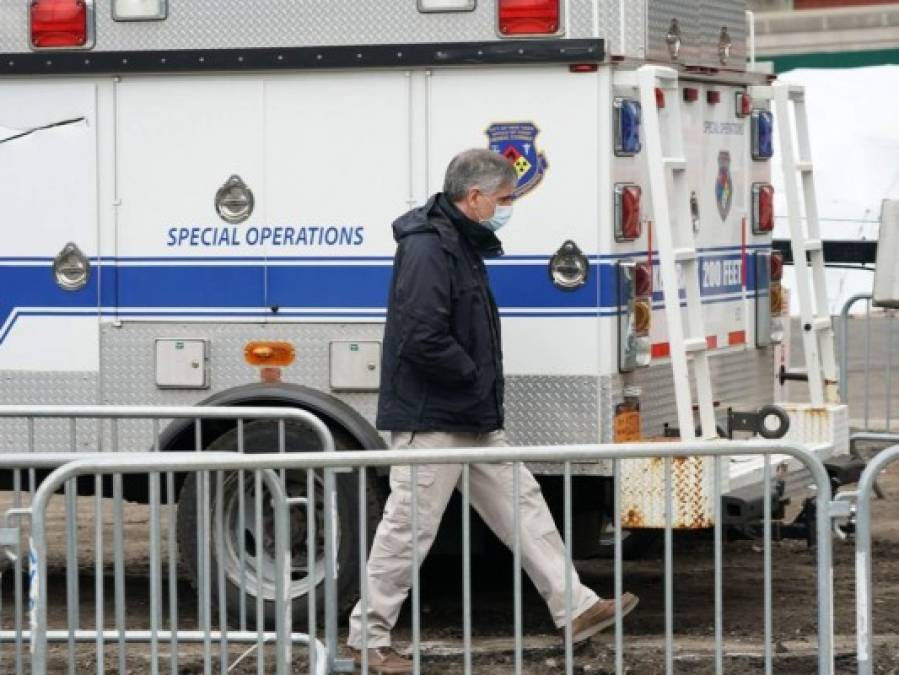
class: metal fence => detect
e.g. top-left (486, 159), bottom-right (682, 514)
top-left (838, 293), bottom-right (899, 432)
top-left (0, 406), bottom-right (842, 675)
top-left (850, 432), bottom-right (899, 675)
top-left (0, 405), bottom-right (336, 675)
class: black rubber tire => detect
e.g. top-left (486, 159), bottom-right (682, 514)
top-left (176, 419), bottom-right (370, 630)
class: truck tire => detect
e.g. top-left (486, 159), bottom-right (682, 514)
top-left (176, 419), bottom-right (366, 629)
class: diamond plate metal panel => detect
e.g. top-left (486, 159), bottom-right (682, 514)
top-left (621, 347), bottom-right (776, 439)
top-left (591, 1), bottom-right (646, 59)
top-left (700, 0), bottom-right (747, 67)
top-left (101, 322), bottom-right (384, 450)
top-left (567, 0), bottom-right (596, 39)
top-left (621, 454), bottom-right (715, 529)
top-left (646, 0), bottom-right (702, 65)
top-left (101, 324), bottom-right (605, 456)
top-left (623, 1), bottom-right (647, 60)
top-left (616, 348), bottom-right (775, 529)
top-left (1, 0), bottom-right (567, 54)
top-left (504, 375), bottom-right (599, 445)
top-left (781, 403), bottom-right (850, 454)
top-left (0, 371), bottom-right (99, 453)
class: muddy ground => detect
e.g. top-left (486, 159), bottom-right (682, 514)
top-left (0, 441), bottom-right (896, 674)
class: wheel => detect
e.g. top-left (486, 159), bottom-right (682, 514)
top-left (176, 419), bottom-right (369, 629)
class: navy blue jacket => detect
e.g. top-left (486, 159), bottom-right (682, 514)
top-left (375, 194), bottom-right (505, 432)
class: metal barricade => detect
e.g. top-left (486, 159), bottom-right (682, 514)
top-left (19, 442), bottom-right (833, 673)
top-left (0, 406), bottom-right (336, 675)
top-left (851, 433), bottom-right (899, 675)
top-left (0, 408), bottom-right (842, 674)
top-left (838, 293), bottom-right (899, 431)
top-left (358, 440), bottom-right (836, 675)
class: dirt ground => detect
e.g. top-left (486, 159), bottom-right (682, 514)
top-left (1, 440), bottom-right (898, 674)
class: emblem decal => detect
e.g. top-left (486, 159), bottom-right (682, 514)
top-left (486, 122), bottom-right (548, 199)
top-left (715, 151), bottom-right (733, 220)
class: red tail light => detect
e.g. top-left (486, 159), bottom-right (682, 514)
top-left (770, 251), bottom-right (784, 282)
top-left (683, 87), bottom-right (699, 103)
top-left (498, 0), bottom-right (560, 35)
top-left (615, 184), bottom-right (642, 242)
top-left (655, 87), bottom-right (665, 109)
top-left (707, 90), bottom-right (721, 104)
top-left (752, 183), bottom-right (775, 234)
top-left (635, 261), bottom-right (652, 297)
top-left (30, 0), bottom-right (90, 48)
top-left (736, 92), bottom-right (752, 117)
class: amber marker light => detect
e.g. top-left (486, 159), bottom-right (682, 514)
top-left (244, 341), bottom-right (296, 366)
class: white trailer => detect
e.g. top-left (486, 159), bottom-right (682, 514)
top-left (0, 0), bottom-right (849, 623)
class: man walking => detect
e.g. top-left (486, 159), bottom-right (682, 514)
top-left (348, 149), bottom-right (638, 673)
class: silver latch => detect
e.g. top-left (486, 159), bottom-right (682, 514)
top-left (53, 242), bottom-right (90, 291)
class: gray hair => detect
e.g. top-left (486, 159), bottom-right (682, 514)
top-left (443, 148), bottom-right (518, 202)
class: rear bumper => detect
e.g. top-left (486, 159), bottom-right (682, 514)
top-left (721, 453), bottom-right (866, 527)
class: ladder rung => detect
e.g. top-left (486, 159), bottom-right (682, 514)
top-left (804, 239), bottom-right (823, 252)
top-left (795, 161), bottom-right (813, 173)
top-left (673, 248), bottom-right (697, 263)
top-left (663, 157), bottom-right (687, 171)
top-left (683, 338), bottom-right (708, 353)
top-left (812, 317), bottom-right (832, 331)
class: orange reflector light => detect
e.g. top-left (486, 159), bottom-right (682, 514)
top-left (244, 341), bottom-right (296, 366)
top-left (634, 299), bottom-right (652, 336)
top-left (770, 283), bottom-right (784, 316)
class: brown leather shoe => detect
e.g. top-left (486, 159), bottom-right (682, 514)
top-left (350, 646), bottom-right (413, 674)
top-left (564, 593), bottom-right (639, 644)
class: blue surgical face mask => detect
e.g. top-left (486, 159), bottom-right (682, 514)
top-left (477, 196), bottom-right (514, 232)
top-left (482, 204), bottom-right (513, 232)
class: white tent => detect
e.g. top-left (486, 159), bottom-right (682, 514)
top-left (771, 64), bottom-right (899, 314)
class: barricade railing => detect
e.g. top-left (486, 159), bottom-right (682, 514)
top-left (15, 438), bottom-right (838, 675)
top-left (838, 293), bottom-right (898, 431)
top-left (0, 408), bottom-right (838, 674)
top-left (0, 405), bottom-right (336, 675)
top-left (851, 433), bottom-right (899, 675)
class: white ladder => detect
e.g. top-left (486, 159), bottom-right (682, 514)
top-left (638, 65), bottom-right (717, 441)
top-left (750, 82), bottom-right (838, 407)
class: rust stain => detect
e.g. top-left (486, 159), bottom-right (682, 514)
top-left (621, 507), bottom-right (645, 528)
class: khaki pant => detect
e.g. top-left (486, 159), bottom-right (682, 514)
top-left (347, 430), bottom-right (599, 649)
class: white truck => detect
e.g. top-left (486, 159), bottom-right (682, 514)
top-left (0, 0), bottom-right (850, 624)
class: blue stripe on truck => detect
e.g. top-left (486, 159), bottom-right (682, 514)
top-left (0, 253), bottom-right (761, 343)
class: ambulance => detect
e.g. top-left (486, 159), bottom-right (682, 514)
top-left (0, 0), bottom-right (849, 624)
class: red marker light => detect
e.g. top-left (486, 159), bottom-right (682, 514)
top-left (770, 251), bottom-right (784, 282)
top-left (655, 87), bottom-right (665, 109)
top-left (635, 261), bottom-right (653, 297)
top-left (753, 184), bottom-right (775, 233)
top-left (569, 63), bottom-right (598, 73)
top-left (30, 0), bottom-right (88, 48)
top-left (498, 0), bottom-right (560, 35)
top-left (615, 185), bottom-right (642, 242)
top-left (736, 92), bottom-right (752, 117)
top-left (707, 90), bottom-right (721, 104)
top-left (683, 87), bottom-right (699, 103)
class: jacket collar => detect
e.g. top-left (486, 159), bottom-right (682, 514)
top-left (431, 193), bottom-right (504, 259)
